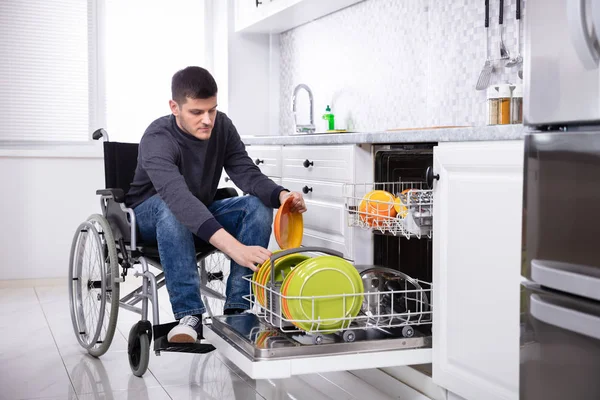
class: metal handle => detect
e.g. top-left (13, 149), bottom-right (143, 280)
top-left (224, 177), bottom-right (230, 182)
top-left (426, 166), bottom-right (439, 189)
top-left (255, 0), bottom-right (262, 7)
top-left (303, 159), bottom-right (314, 168)
top-left (567, 0), bottom-right (599, 69)
top-left (268, 247), bottom-right (345, 285)
top-left (484, 0), bottom-right (489, 28)
top-left (255, 158), bottom-right (264, 166)
top-left (499, 0), bottom-right (503, 25)
top-left (531, 259), bottom-right (600, 302)
top-left (516, 0), bottom-right (520, 21)
top-left (302, 186), bottom-right (313, 194)
top-left (530, 294), bottom-right (600, 341)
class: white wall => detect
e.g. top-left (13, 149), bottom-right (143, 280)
top-left (222, 0), bottom-right (280, 137)
top-left (0, 153), bottom-right (104, 280)
top-left (279, 0), bottom-right (526, 133)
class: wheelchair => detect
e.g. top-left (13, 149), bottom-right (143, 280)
top-left (67, 129), bottom-right (237, 377)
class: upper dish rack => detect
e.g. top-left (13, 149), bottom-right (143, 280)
top-left (344, 181), bottom-right (433, 239)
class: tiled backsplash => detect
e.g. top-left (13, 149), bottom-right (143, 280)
top-left (279, 0), bottom-right (525, 134)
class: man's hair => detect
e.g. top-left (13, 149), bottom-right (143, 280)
top-left (171, 66), bottom-right (218, 105)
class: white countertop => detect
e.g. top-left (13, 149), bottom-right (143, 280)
top-left (242, 124), bottom-right (528, 146)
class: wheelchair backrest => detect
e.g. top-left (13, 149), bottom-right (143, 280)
top-left (103, 142), bottom-right (139, 193)
top-left (102, 142), bottom-right (139, 244)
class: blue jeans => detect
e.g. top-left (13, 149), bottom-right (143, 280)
top-left (134, 194), bottom-right (273, 319)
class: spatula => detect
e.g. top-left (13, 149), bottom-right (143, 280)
top-left (476, 0), bottom-right (493, 90)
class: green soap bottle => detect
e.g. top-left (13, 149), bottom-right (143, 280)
top-left (322, 105), bottom-right (335, 131)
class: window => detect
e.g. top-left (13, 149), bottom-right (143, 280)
top-left (103, 0), bottom-right (205, 143)
top-left (0, 0), bottom-right (207, 145)
top-left (0, 0), bottom-right (94, 143)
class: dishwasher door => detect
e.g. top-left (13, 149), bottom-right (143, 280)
top-left (204, 313), bottom-right (432, 379)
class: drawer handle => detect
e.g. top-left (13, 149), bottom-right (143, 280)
top-left (302, 186), bottom-right (313, 194)
top-left (255, 158), bottom-right (264, 166)
top-left (224, 177), bottom-right (231, 182)
top-left (303, 159), bottom-right (314, 168)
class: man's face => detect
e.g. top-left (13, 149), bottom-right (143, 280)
top-left (170, 96), bottom-right (218, 140)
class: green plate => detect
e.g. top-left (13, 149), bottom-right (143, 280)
top-left (252, 250), bottom-right (283, 306)
top-left (285, 256), bottom-right (364, 333)
top-left (260, 254), bottom-right (309, 307)
top-left (281, 258), bottom-right (313, 324)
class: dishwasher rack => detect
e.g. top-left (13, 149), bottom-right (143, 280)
top-left (244, 248), bottom-right (432, 344)
top-left (344, 181), bottom-right (433, 239)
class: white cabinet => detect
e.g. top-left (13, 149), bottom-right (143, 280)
top-left (234, 0), bottom-right (365, 33)
top-left (281, 144), bottom-right (373, 263)
top-left (432, 141), bottom-right (523, 400)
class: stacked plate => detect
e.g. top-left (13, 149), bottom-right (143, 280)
top-left (251, 251), bottom-right (310, 307)
top-left (280, 255), bottom-right (364, 333)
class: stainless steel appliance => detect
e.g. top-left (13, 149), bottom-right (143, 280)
top-left (522, 0), bottom-right (600, 398)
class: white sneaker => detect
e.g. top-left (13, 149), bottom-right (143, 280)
top-left (167, 315), bottom-right (201, 343)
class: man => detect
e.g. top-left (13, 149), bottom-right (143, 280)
top-left (125, 66), bottom-right (306, 344)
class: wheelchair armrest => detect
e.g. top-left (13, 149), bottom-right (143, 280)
top-left (214, 187), bottom-right (238, 201)
top-left (96, 188), bottom-right (125, 203)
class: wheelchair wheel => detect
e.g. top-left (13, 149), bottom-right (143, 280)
top-left (68, 214), bottom-right (120, 357)
top-left (201, 252), bottom-right (230, 317)
top-left (128, 324), bottom-right (150, 377)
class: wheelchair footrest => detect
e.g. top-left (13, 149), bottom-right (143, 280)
top-left (152, 321), bottom-right (216, 354)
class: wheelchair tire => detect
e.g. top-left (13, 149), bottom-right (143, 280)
top-left (200, 252), bottom-right (230, 317)
top-left (68, 214), bottom-right (120, 357)
top-left (128, 330), bottom-right (150, 377)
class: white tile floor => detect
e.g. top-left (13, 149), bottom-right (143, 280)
top-left (0, 277), bottom-right (428, 400)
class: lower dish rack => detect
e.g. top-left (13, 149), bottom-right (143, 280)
top-left (203, 248), bottom-right (434, 378)
top-left (243, 247), bottom-right (432, 344)
top-left (344, 181), bottom-right (433, 239)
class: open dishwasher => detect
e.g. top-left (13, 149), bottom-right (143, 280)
top-left (204, 143), bottom-right (436, 379)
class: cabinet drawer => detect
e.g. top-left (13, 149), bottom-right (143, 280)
top-left (302, 199), bottom-right (345, 237)
top-left (281, 178), bottom-right (344, 203)
top-left (282, 145), bottom-right (354, 182)
top-left (246, 145), bottom-right (282, 177)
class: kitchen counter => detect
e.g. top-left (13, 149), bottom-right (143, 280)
top-left (242, 124), bottom-right (527, 146)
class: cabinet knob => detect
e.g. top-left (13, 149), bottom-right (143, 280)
top-left (224, 176), bottom-right (231, 182)
top-left (254, 158), bottom-right (264, 166)
top-left (303, 159), bottom-right (314, 168)
top-left (426, 166), bottom-right (439, 189)
top-left (255, 0), bottom-right (262, 6)
top-left (302, 186), bottom-right (313, 194)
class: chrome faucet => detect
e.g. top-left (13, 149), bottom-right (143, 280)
top-left (291, 83), bottom-right (315, 134)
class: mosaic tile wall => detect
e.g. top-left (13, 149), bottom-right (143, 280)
top-left (279, 0), bottom-right (525, 134)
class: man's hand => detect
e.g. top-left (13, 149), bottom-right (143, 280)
top-left (279, 191), bottom-right (307, 213)
top-left (209, 229), bottom-right (271, 271)
top-left (228, 243), bottom-right (271, 272)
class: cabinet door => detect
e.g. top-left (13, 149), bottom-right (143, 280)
top-left (234, 0), bottom-right (267, 32)
top-left (432, 141), bottom-right (523, 400)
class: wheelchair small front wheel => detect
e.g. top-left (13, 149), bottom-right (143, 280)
top-left (68, 214), bottom-right (120, 357)
top-left (128, 324), bottom-right (150, 377)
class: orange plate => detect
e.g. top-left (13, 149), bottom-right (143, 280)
top-left (274, 196), bottom-right (304, 249)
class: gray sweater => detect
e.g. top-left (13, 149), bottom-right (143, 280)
top-left (125, 112), bottom-right (285, 242)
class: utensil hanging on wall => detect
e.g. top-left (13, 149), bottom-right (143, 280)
top-left (499, 0), bottom-right (510, 59)
top-left (476, 0), bottom-right (493, 90)
top-left (506, 0), bottom-right (523, 69)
